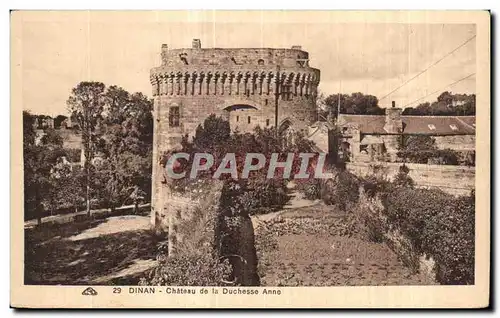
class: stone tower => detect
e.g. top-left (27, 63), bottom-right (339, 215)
top-left (149, 39), bottom-right (321, 224)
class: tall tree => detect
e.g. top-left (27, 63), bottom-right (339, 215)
top-left (322, 92), bottom-right (383, 119)
top-left (23, 111), bottom-right (67, 224)
top-left (192, 114), bottom-right (231, 150)
top-left (53, 115), bottom-right (68, 129)
top-left (94, 87), bottom-right (153, 211)
top-left (67, 81), bottom-right (106, 217)
top-left (402, 92), bottom-right (476, 116)
top-left (437, 91), bottom-right (454, 106)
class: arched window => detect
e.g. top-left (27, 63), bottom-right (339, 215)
top-left (258, 59), bottom-right (265, 65)
top-left (169, 107), bottom-right (180, 127)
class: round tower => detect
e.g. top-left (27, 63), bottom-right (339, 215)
top-left (150, 39), bottom-right (321, 221)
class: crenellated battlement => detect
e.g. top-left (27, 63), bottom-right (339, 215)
top-left (159, 43), bottom-right (310, 68)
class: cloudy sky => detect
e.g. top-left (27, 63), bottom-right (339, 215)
top-left (15, 11), bottom-right (476, 116)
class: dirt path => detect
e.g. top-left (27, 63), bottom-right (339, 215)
top-left (251, 183), bottom-right (321, 233)
top-left (24, 203), bottom-right (151, 229)
top-left (68, 215), bottom-right (151, 241)
top-left (25, 215), bottom-right (160, 285)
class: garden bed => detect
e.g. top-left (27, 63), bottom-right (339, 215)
top-left (255, 204), bottom-right (435, 286)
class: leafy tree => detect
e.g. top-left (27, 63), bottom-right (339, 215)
top-left (23, 110), bottom-right (36, 146)
top-left (23, 111), bottom-right (67, 223)
top-left (54, 165), bottom-right (85, 213)
top-left (437, 91), bottom-right (453, 105)
top-left (402, 92), bottom-right (475, 116)
top-left (403, 135), bottom-right (437, 152)
top-left (40, 128), bottom-right (64, 148)
top-left (67, 81), bottom-right (106, 217)
top-left (102, 85), bottom-right (131, 125)
top-left (398, 136), bottom-right (459, 165)
top-left (93, 87), bottom-right (153, 211)
top-left (393, 164), bottom-right (415, 188)
top-left (321, 92), bottom-right (384, 120)
top-left (192, 114), bottom-right (231, 150)
top-left (54, 115), bottom-right (68, 129)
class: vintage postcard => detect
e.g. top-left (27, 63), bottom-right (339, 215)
top-left (11, 10), bottom-right (490, 308)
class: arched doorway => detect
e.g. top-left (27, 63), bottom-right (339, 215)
top-left (223, 104), bottom-right (259, 133)
top-left (279, 119), bottom-right (295, 148)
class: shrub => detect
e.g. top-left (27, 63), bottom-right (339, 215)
top-left (215, 178), bottom-right (288, 216)
top-left (321, 170), bottom-right (360, 211)
top-left (383, 188), bottom-right (475, 285)
top-left (402, 135), bottom-right (437, 152)
top-left (345, 204), bottom-right (386, 243)
top-left (392, 164), bottom-right (415, 189)
top-left (397, 149), bottom-right (460, 165)
top-left (343, 174), bottom-right (392, 242)
top-left (296, 178), bottom-right (322, 200)
top-left (65, 148), bottom-right (81, 163)
top-left (436, 149), bottom-right (459, 165)
top-left (349, 173), bottom-right (475, 285)
top-left (423, 193), bottom-right (475, 284)
top-left (361, 174), bottom-right (392, 198)
top-left (141, 252), bottom-right (233, 286)
top-left (458, 150), bottom-right (475, 166)
top-left (245, 179), bottom-right (288, 215)
top-left (384, 189), bottom-right (453, 251)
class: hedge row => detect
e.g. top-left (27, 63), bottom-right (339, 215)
top-left (381, 188), bottom-right (475, 285)
top-left (299, 165), bottom-right (475, 285)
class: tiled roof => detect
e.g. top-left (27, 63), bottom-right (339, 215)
top-left (338, 114), bottom-right (475, 135)
top-left (402, 116), bottom-right (475, 135)
top-left (338, 115), bottom-right (386, 134)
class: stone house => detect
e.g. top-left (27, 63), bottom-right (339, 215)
top-left (337, 102), bottom-right (476, 163)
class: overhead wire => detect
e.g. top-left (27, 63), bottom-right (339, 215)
top-left (379, 34), bottom-right (476, 102)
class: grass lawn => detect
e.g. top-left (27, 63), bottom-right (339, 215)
top-left (24, 215), bottom-right (164, 285)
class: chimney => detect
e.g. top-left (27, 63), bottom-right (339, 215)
top-left (192, 39), bottom-right (201, 49)
top-left (384, 102), bottom-right (403, 133)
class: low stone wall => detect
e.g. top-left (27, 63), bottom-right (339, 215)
top-left (153, 179), bottom-right (259, 286)
top-left (434, 135), bottom-right (475, 151)
top-left (346, 162), bottom-right (475, 196)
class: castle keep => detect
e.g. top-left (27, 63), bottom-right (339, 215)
top-left (150, 39), bottom-right (321, 218)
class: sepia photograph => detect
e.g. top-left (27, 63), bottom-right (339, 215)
top-left (10, 10), bottom-right (490, 308)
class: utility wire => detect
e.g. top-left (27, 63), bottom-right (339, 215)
top-left (379, 34), bottom-right (476, 101)
top-left (402, 73), bottom-right (476, 108)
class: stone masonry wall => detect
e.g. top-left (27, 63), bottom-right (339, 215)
top-left (154, 178), bottom-right (259, 286)
top-left (346, 162), bottom-right (475, 196)
top-left (434, 135), bottom-right (476, 151)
